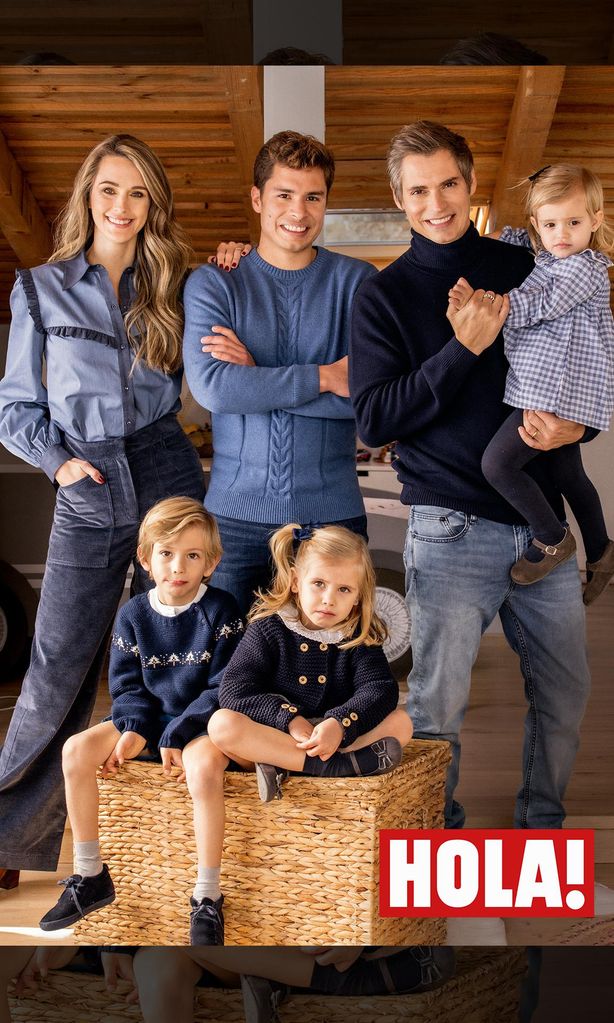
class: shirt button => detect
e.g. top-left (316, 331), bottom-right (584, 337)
top-left (319, 643), bottom-right (328, 651)
top-left (120, 344), bottom-right (126, 350)
top-left (318, 674), bottom-right (326, 684)
top-left (298, 675), bottom-right (308, 685)
top-left (342, 717), bottom-right (351, 727)
top-left (300, 642), bottom-right (309, 652)
top-left (126, 419), bottom-right (133, 426)
top-left (350, 712), bottom-right (358, 721)
top-left (124, 386), bottom-right (129, 392)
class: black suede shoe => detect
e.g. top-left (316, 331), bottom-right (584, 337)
top-left (255, 763), bottom-right (289, 802)
top-left (39, 864), bottom-right (115, 931)
top-left (240, 974), bottom-right (290, 1023)
top-left (189, 893), bottom-right (224, 945)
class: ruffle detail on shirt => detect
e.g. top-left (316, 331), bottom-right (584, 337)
top-left (47, 325), bottom-right (117, 346)
top-left (15, 268), bottom-right (44, 334)
top-left (277, 603), bottom-right (346, 644)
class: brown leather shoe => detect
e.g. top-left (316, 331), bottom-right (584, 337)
top-left (511, 528), bottom-right (576, 585)
top-left (583, 538), bottom-right (614, 606)
top-left (0, 868), bottom-right (20, 890)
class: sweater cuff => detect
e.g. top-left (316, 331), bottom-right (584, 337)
top-left (112, 717), bottom-right (158, 747)
top-left (324, 709), bottom-right (358, 747)
top-left (276, 700), bottom-right (301, 732)
top-left (40, 443), bottom-right (72, 483)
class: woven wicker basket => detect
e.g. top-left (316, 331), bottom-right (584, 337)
top-left (10, 948), bottom-right (526, 1023)
top-left (74, 739), bottom-right (450, 946)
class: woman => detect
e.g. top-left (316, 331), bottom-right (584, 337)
top-left (0, 134), bottom-right (230, 883)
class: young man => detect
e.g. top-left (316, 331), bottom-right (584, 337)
top-left (349, 120), bottom-right (591, 833)
top-left (183, 131), bottom-right (376, 614)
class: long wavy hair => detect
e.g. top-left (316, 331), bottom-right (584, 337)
top-left (524, 164), bottom-right (614, 256)
top-left (50, 134), bottom-right (193, 374)
top-left (249, 523), bottom-right (387, 649)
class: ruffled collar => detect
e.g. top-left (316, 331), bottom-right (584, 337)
top-left (277, 603), bottom-right (345, 644)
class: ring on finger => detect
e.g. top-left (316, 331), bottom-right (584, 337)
top-left (483, 291), bottom-right (496, 303)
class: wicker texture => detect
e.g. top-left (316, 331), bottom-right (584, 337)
top-left (75, 739), bottom-right (450, 945)
top-left (10, 949), bottom-right (526, 1023)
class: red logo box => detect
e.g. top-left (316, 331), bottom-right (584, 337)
top-left (380, 829), bottom-right (594, 917)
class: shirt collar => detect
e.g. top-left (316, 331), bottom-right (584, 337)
top-left (61, 249), bottom-right (136, 290)
top-left (277, 603), bottom-right (346, 644)
top-left (61, 250), bottom-right (92, 290)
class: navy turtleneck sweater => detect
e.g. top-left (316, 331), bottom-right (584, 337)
top-left (348, 223), bottom-right (569, 525)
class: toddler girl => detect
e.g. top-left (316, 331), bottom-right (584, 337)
top-left (208, 523), bottom-right (412, 801)
top-left (449, 164), bottom-right (614, 598)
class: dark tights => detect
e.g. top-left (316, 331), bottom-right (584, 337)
top-left (482, 409), bottom-right (608, 563)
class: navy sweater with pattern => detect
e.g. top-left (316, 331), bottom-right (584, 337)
top-left (218, 614), bottom-right (399, 747)
top-left (109, 586), bottom-right (243, 750)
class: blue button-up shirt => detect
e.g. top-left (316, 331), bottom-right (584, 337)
top-left (0, 250), bottom-right (182, 481)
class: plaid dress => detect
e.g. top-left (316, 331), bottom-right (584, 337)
top-left (502, 242), bottom-right (614, 430)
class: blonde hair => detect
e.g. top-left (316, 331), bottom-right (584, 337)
top-left (137, 497), bottom-right (221, 570)
top-left (524, 164), bottom-right (614, 255)
top-left (249, 523), bottom-right (387, 649)
top-left (49, 134), bottom-right (193, 375)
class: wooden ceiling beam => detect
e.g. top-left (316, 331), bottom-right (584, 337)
top-left (0, 127), bottom-right (52, 266)
top-left (489, 66), bottom-right (566, 230)
top-left (224, 66), bottom-right (264, 243)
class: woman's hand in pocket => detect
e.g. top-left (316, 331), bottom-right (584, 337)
top-left (55, 457), bottom-right (105, 487)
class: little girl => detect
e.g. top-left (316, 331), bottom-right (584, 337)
top-left (208, 523), bottom-right (412, 801)
top-left (449, 164), bottom-right (614, 599)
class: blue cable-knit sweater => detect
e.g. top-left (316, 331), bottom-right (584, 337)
top-left (218, 613), bottom-right (399, 747)
top-left (182, 247), bottom-right (376, 525)
top-left (109, 586), bottom-right (244, 750)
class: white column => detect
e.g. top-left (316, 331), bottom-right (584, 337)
top-left (263, 66), bottom-right (325, 141)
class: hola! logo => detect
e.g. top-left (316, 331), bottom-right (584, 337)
top-left (380, 830), bottom-right (594, 917)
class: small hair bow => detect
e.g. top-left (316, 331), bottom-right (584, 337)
top-left (528, 165), bottom-right (551, 182)
top-left (292, 525), bottom-right (315, 546)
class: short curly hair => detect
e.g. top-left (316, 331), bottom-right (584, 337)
top-left (253, 130), bottom-right (335, 194)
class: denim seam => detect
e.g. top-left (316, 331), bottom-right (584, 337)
top-left (503, 597), bottom-right (536, 828)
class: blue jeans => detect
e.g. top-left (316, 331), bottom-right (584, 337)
top-left (212, 514), bottom-right (369, 616)
top-left (0, 415), bottom-right (205, 870)
top-left (404, 505), bottom-right (590, 830)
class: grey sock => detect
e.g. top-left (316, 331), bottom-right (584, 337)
top-left (193, 866), bottom-right (222, 903)
top-left (74, 840), bottom-right (103, 878)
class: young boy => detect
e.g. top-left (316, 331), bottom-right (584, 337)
top-left (39, 497), bottom-right (245, 945)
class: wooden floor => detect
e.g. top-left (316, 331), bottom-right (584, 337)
top-left (1, 588), bottom-right (613, 947)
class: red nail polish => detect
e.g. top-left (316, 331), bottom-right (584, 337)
top-left (232, 262), bottom-right (237, 268)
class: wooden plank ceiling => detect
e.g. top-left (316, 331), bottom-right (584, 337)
top-left (1, 65), bottom-right (614, 317)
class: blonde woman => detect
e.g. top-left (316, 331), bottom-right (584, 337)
top-left (0, 134), bottom-right (229, 882)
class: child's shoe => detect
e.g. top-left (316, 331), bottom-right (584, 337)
top-left (303, 736), bottom-right (403, 778)
top-left (240, 974), bottom-right (289, 1023)
top-left (189, 892), bottom-right (224, 945)
top-left (511, 527), bottom-right (576, 585)
top-left (255, 763), bottom-right (289, 802)
top-left (583, 539), bottom-right (614, 605)
top-left (345, 736), bottom-right (403, 776)
top-left (39, 864), bottom-right (115, 931)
